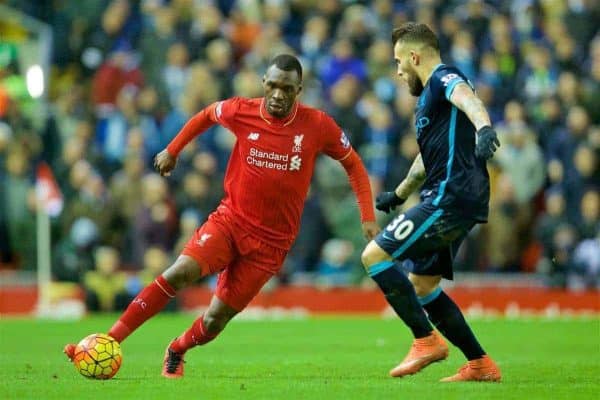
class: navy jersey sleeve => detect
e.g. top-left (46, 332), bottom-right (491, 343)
top-left (430, 66), bottom-right (473, 102)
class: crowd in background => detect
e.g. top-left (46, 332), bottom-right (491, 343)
top-left (0, 0), bottom-right (598, 309)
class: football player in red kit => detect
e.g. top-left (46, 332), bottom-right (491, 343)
top-left (64, 54), bottom-right (379, 378)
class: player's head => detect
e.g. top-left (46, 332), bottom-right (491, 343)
top-left (392, 22), bottom-right (440, 96)
top-left (263, 54), bottom-right (303, 118)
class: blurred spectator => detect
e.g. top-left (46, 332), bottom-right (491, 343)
top-left (577, 189), bottom-right (599, 240)
top-left (131, 173), bottom-right (178, 267)
top-left (495, 102), bottom-right (546, 205)
top-left (569, 238), bottom-right (600, 291)
top-left (83, 246), bottom-right (128, 312)
top-left (319, 38), bottom-right (367, 92)
top-left (315, 239), bottom-right (357, 287)
top-left (52, 217), bottom-right (99, 282)
top-left (486, 174), bottom-right (521, 271)
top-left (1, 146), bottom-right (36, 269)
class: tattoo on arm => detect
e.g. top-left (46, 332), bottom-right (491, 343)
top-left (395, 153), bottom-right (426, 199)
top-left (449, 83), bottom-right (491, 130)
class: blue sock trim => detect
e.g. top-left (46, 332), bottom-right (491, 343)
top-left (418, 286), bottom-right (442, 305)
top-left (367, 260), bottom-right (395, 277)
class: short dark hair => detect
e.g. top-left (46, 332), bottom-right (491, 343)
top-left (269, 54), bottom-right (303, 80)
top-left (392, 22), bottom-right (439, 51)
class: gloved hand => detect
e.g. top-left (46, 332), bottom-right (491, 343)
top-left (475, 126), bottom-right (500, 160)
top-left (375, 191), bottom-right (406, 213)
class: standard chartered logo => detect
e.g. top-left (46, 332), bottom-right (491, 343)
top-left (289, 155), bottom-right (302, 171)
top-left (246, 147), bottom-right (302, 171)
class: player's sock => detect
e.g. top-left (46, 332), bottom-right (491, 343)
top-left (170, 316), bottom-right (219, 354)
top-left (420, 288), bottom-right (485, 360)
top-left (369, 261), bottom-right (433, 338)
top-left (108, 275), bottom-right (176, 343)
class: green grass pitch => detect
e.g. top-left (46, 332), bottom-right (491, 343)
top-left (1, 314), bottom-right (599, 399)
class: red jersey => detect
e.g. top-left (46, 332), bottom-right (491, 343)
top-left (168, 97), bottom-right (374, 249)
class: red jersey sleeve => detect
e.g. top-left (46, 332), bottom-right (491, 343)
top-left (166, 97), bottom-right (242, 157)
top-left (320, 112), bottom-right (353, 161)
top-left (213, 97), bottom-right (242, 131)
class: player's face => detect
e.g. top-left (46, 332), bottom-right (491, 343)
top-left (394, 42), bottom-right (424, 97)
top-left (262, 66), bottom-right (302, 118)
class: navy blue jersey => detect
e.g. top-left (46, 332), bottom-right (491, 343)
top-left (414, 64), bottom-right (489, 221)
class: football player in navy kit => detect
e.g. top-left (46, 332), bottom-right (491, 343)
top-left (362, 22), bottom-right (502, 382)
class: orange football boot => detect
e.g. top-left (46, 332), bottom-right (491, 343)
top-left (162, 346), bottom-right (185, 378)
top-left (440, 355), bottom-right (501, 382)
top-left (389, 331), bottom-right (449, 377)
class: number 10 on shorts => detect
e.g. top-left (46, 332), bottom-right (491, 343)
top-left (386, 214), bottom-right (415, 240)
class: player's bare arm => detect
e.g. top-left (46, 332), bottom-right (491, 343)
top-left (375, 154), bottom-right (425, 214)
top-left (154, 149), bottom-right (177, 177)
top-left (448, 83), bottom-right (490, 130)
top-left (449, 83), bottom-right (500, 160)
top-left (395, 153), bottom-right (426, 199)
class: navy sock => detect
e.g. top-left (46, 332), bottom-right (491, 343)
top-left (370, 262), bottom-right (433, 338)
top-left (421, 290), bottom-right (485, 360)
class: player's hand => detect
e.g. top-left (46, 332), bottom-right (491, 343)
top-left (362, 221), bottom-right (380, 241)
top-left (154, 149), bottom-right (177, 177)
top-left (475, 126), bottom-right (500, 160)
top-left (375, 191), bottom-right (406, 213)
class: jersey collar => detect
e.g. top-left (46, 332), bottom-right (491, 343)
top-left (259, 98), bottom-right (299, 127)
top-left (423, 63), bottom-right (446, 89)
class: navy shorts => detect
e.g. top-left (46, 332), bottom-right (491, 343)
top-left (374, 201), bottom-right (476, 280)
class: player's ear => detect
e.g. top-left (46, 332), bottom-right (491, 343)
top-left (297, 84), bottom-right (302, 95)
top-left (410, 50), bottom-right (419, 66)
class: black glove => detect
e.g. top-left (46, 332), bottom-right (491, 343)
top-left (475, 125), bottom-right (500, 160)
top-left (376, 191), bottom-right (406, 213)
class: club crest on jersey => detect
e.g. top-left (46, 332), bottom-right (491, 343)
top-left (293, 134), bottom-right (304, 152)
top-left (340, 131), bottom-right (350, 149)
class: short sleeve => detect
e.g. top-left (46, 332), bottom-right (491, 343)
top-left (321, 113), bottom-right (353, 160)
top-left (432, 67), bottom-right (471, 101)
top-left (213, 97), bottom-right (242, 129)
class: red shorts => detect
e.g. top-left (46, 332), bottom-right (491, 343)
top-left (181, 207), bottom-right (287, 311)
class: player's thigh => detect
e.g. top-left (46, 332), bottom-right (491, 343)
top-left (361, 240), bottom-right (393, 268)
top-left (408, 273), bottom-right (442, 297)
top-left (181, 213), bottom-right (237, 276)
top-left (215, 241), bottom-right (287, 311)
top-left (401, 221), bottom-right (475, 281)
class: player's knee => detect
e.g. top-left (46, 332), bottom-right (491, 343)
top-left (361, 242), bottom-right (388, 270)
top-left (163, 256), bottom-right (202, 290)
top-left (409, 275), bottom-right (441, 297)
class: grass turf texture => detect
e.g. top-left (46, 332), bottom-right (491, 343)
top-left (1, 315), bottom-right (598, 399)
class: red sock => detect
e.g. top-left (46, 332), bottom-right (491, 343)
top-left (108, 275), bottom-right (176, 343)
top-left (170, 316), bottom-right (219, 354)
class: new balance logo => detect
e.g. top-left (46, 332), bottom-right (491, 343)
top-left (289, 155), bottom-right (302, 171)
top-left (196, 233), bottom-right (212, 246)
top-left (247, 132), bottom-right (260, 140)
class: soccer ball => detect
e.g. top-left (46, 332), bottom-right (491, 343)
top-left (72, 333), bottom-right (122, 379)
